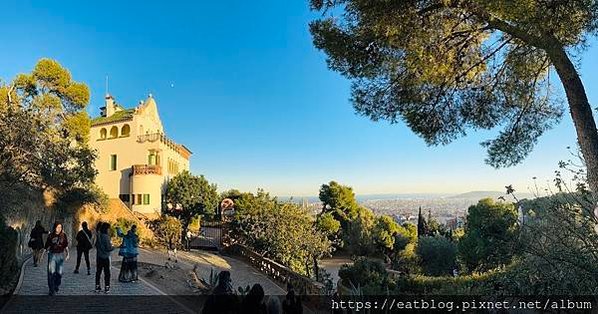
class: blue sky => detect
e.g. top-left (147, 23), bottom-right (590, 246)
top-left (1, 0), bottom-right (597, 196)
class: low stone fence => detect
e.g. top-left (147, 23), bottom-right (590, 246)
top-left (225, 243), bottom-right (325, 295)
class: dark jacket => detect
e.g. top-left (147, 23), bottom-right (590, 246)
top-left (30, 226), bottom-right (48, 250)
top-left (96, 233), bottom-right (114, 259)
top-left (76, 228), bottom-right (93, 251)
top-left (45, 232), bottom-right (69, 254)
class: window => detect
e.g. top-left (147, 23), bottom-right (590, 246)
top-left (137, 194), bottom-right (142, 205)
top-left (143, 194), bottom-right (150, 205)
top-left (131, 194), bottom-right (136, 205)
top-left (100, 128), bottom-right (107, 139)
top-left (121, 124), bottom-right (131, 137)
top-left (119, 194), bottom-right (130, 203)
top-left (110, 126), bottom-right (118, 138)
top-left (148, 151), bottom-right (157, 165)
top-left (110, 155), bottom-right (117, 171)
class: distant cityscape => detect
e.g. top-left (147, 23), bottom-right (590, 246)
top-left (285, 190), bottom-right (535, 228)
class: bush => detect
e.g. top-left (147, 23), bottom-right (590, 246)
top-left (417, 236), bottom-right (457, 276)
top-left (396, 271), bottom-right (496, 295)
top-left (151, 215), bottom-right (182, 246)
top-left (339, 257), bottom-right (395, 294)
top-left (0, 214), bottom-right (18, 294)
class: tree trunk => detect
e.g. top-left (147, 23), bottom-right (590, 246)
top-left (549, 47), bottom-right (598, 194)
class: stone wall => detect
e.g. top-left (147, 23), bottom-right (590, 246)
top-left (2, 191), bottom-right (154, 265)
top-left (2, 189), bottom-right (79, 264)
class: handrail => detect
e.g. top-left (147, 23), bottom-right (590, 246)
top-left (226, 243), bottom-right (325, 295)
top-left (137, 132), bottom-right (192, 158)
top-left (131, 164), bottom-right (162, 176)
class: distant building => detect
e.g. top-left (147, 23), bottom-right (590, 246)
top-left (446, 216), bottom-right (465, 230)
top-left (89, 94), bottom-right (192, 217)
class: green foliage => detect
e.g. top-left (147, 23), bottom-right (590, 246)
top-left (306, 0), bottom-right (598, 169)
top-left (0, 59), bottom-right (95, 193)
top-left (396, 271), bottom-right (497, 295)
top-left (372, 215), bottom-right (401, 253)
top-left (343, 206), bottom-right (376, 256)
top-left (502, 192), bottom-right (598, 295)
top-left (316, 212), bottom-right (341, 235)
top-left (458, 198), bottom-right (519, 272)
top-left (231, 190), bottom-right (331, 276)
top-left (318, 181), bottom-right (380, 255)
top-left (393, 241), bottom-right (420, 275)
top-left (152, 215), bottom-right (182, 245)
top-left (164, 171), bottom-right (218, 229)
top-left (417, 236), bottom-right (457, 276)
top-left (229, 188), bottom-right (277, 217)
top-left (319, 181), bottom-right (360, 222)
top-left (339, 257), bottom-right (395, 295)
top-left (373, 215), bottom-right (419, 262)
top-left (0, 214), bottom-right (18, 293)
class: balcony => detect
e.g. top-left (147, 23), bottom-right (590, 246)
top-left (137, 132), bottom-right (192, 159)
top-left (131, 164), bottom-right (162, 176)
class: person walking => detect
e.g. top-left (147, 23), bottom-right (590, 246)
top-left (95, 222), bottom-right (114, 293)
top-left (167, 237), bottom-right (178, 263)
top-left (117, 225), bottom-right (139, 282)
top-left (185, 229), bottom-right (192, 251)
top-left (74, 221), bottom-right (93, 275)
top-left (29, 220), bottom-right (48, 267)
top-left (44, 222), bottom-right (69, 296)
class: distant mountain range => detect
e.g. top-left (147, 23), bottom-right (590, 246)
top-left (448, 191), bottom-right (506, 199)
top-left (448, 190), bottom-right (534, 200)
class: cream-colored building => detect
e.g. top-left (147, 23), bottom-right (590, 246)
top-left (89, 94), bottom-right (192, 217)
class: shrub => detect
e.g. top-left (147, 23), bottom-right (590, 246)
top-left (396, 272), bottom-right (496, 295)
top-left (417, 236), bottom-right (457, 276)
top-left (339, 257), bottom-right (395, 294)
top-left (151, 215), bottom-right (182, 246)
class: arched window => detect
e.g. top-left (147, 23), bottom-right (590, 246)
top-left (121, 124), bottom-right (131, 137)
top-left (100, 128), bottom-right (107, 139)
top-left (110, 126), bottom-right (118, 138)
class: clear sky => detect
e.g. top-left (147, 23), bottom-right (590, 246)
top-left (1, 1), bottom-right (597, 197)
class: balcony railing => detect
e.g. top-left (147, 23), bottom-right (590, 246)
top-left (137, 132), bottom-right (192, 159)
top-left (131, 164), bottom-right (162, 176)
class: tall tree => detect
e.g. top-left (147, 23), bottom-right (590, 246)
top-left (458, 198), bottom-right (519, 272)
top-left (164, 171), bottom-right (219, 230)
top-left (309, 1), bottom-right (598, 192)
top-left (0, 59), bottom-right (95, 193)
top-left (417, 207), bottom-right (428, 237)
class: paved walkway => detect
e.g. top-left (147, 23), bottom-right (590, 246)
top-left (139, 248), bottom-right (285, 295)
top-left (3, 247), bottom-right (284, 313)
top-left (3, 249), bottom-right (193, 313)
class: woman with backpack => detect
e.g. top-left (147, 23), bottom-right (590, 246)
top-left (74, 221), bottom-right (93, 275)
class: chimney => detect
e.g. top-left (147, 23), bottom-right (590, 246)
top-left (105, 94), bottom-right (115, 117)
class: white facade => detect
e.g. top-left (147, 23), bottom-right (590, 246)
top-left (89, 94), bottom-right (191, 217)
